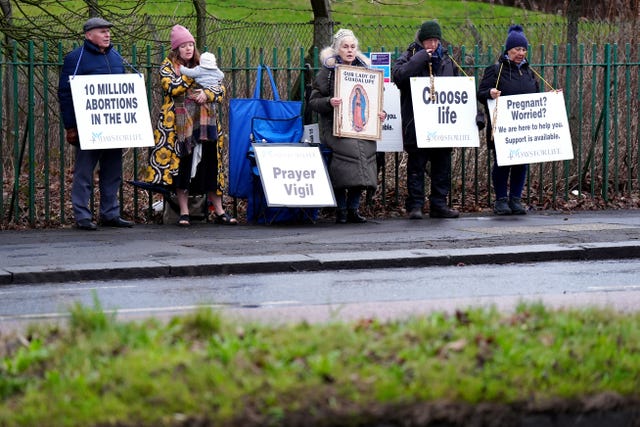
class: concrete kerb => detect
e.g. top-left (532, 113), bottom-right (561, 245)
top-left (2, 240), bottom-right (640, 285)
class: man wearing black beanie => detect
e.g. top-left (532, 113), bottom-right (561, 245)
top-left (392, 20), bottom-right (462, 219)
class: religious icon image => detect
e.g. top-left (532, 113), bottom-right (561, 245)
top-left (350, 85), bottom-right (369, 132)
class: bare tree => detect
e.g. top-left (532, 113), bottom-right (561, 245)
top-left (0, 0), bottom-right (148, 43)
top-left (0, 0), bottom-right (10, 24)
top-left (311, 0), bottom-right (333, 51)
top-left (193, 0), bottom-right (207, 50)
top-left (86, 0), bottom-right (99, 17)
top-left (290, 0), bottom-right (334, 115)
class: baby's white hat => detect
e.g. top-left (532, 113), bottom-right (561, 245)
top-left (200, 52), bottom-right (217, 69)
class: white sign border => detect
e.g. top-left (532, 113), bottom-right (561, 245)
top-left (488, 91), bottom-right (574, 166)
top-left (252, 143), bottom-right (336, 208)
top-left (410, 76), bottom-right (480, 148)
top-left (69, 73), bottom-right (154, 150)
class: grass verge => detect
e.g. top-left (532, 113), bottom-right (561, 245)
top-left (1, 300), bottom-right (639, 426)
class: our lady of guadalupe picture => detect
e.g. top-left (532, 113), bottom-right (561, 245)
top-left (333, 65), bottom-right (383, 141)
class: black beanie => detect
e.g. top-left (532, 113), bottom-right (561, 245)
top-left (418, 20), bottom-right (441, 42)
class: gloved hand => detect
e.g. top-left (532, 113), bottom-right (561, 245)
top-left (65, 128), bottom-right (79, 146)
top-left (412, 49), bottom-right (432, 65)
top-left (476, 110), bottom-right (486, 131)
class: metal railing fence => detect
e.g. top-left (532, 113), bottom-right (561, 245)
top-left (1, 40), bottom-right (639, 227)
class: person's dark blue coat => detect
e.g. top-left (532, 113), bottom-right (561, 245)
top-left (57, 23), bottom-right (132, 230)
top-left (58, 39), bottom-right (125, 130)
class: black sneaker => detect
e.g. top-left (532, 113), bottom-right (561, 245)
top-left (509, 198), bottom-right (527, 215)
top-left (101, 217), bottom-right (134, 227)
top-left (347, 209), bottom-right (367, 223)
top-left (335, 209), bottom-right (348, 224)
top-left (408, 208), bottom-right (423, 219)
top-left (76, 219), bottom-right (97, 231)
top-left (494, 198), bottom-right (512, 215)
top-left (429, 206), bottom-right (460, 218)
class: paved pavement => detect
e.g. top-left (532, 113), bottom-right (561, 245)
top-left (1, 209), bottom-right (639, 285)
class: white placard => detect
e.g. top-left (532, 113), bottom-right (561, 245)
top-left (253, 144), bottom-right (336, 207)
top-left (488, 91), bottom-right (573, 166)
top-left (69, 74), bottom-right (154, 149)
top-left (302, 123), bottom-right (320, 144)
top-left (378, 83), bottom-right (403, 152)
top-left (368, 52), bottom-right (402, 152)
top-left (410, 76), bottom-right (480, 148)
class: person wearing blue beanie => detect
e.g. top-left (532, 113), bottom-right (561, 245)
top-left (504, 24), bottom-right (528, 51)
top-left (477, 24), bottom-right (539, 216)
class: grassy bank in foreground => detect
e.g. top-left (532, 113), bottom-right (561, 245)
top-left (1, 301), bottom-right (639, 426)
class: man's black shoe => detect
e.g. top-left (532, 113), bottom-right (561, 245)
top-left (429, 206), bottom-right (460, 219)
top-left (101, 217), bottom-right (134, 228)
top-left (335, 209), bottom-right (348, 224)
top-left (347, 209), bottom-right (367, 223)
top-left (76, 219), bottom-right (97, 231)
top-left (408, 208), bottom-right (423, 219)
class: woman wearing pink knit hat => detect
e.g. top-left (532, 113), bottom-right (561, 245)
top-left (144, 24), bottom-right (236, 226)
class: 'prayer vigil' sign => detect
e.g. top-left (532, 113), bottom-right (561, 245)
top-left (70, 74), bottom-right (154, 149)
top-left (488, 91), bottom-right (574, 166)
top-left (409, 76), bottom-right (480, 148)
top-left (253, 144), bottom-right (335, 207)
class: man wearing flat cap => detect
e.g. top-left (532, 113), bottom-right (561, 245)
top-left (58, 17), bottom-right (134, 230)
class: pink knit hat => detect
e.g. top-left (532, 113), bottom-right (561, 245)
top-left (170, 25), bottom-right (195, 50)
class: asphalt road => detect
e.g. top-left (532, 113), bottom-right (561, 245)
top-left (1, 258), bottom-right (639, 331)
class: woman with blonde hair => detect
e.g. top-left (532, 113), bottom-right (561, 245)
top-left (308, 28), bottom-right (386, 224)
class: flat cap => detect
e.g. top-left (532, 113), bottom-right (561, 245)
top-left (83, 17), bottom-right (113, 33)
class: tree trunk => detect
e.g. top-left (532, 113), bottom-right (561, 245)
top-left (310, 0), bottom-right (333, 50)
top-left (290, 0), bottom-right (334, 117)
top-left (193, 0), bottom-right (207, 50)
top-left (0, 0), bottom-right (12, 172)
top-left (85, 0), bottom-right (99, 17)
top-left (0, 0), bottom-right (11, 22)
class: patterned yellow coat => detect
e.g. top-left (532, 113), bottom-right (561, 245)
top-left (143, 57), bottom-right (226, 195)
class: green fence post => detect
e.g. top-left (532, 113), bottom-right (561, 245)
top-left (130, 44), bottom-right (139, 219)
top-left (624, 43), bottom-right (632, 194)
top-left (589, 44), bottom-right (598, 197)
top-left (563, 43), bottom-right (572, 202)
top-left (144, 43), bottom-right (155, 219)
top-left (577, 44), bottom-right (584, 197)
top-left (636, 43), bottom-right (640, 192)
top-left (0, 44), bottom-right (4, 221)
top-left (43, 41), bottom-right (51, 222)
top-left (602, 43), bottom-right (611, 200)
top-left (485, 44), bottom-right (494, 206)
top-left (57, 42), bottom-right (66, 223)
top-left (473, 44), bottom-right (481, 206)
top-left (612, 43), bottom-right (619, 196)
top-left (27, 41), bottom-right (36, 225)
top-left (536, 44), bottom-right (545, 205)
top-left (393, 46), bottom-right (400, 207)
top-left (11, 40), bottom-right (20, 223)
top-left (459, 44), bottom-right (467, 209)
top-left (245, 48), bottom-right (252, 98)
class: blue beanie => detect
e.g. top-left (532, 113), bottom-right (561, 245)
top-left (505, 25), bottom-right (528, 51)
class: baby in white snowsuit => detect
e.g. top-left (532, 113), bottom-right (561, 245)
top-left (180, 51), bottom-right (224, 89)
